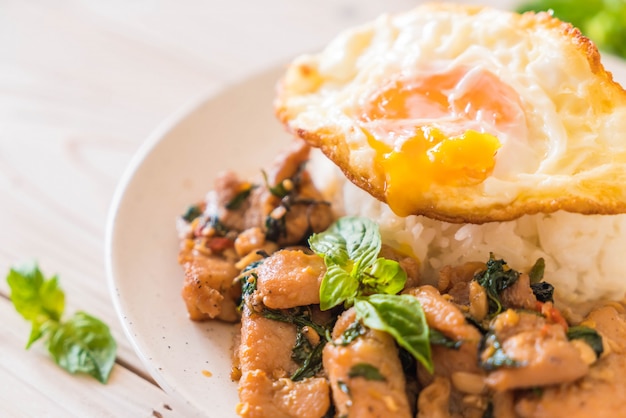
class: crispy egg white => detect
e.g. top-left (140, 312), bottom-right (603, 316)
top-left (275, 3), bottom-right (626, 223)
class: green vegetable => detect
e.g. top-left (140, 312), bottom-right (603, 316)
top-left (474, 254), bottom-right (520, 317)
top-left (262, 163), bottom-right (305, 199)
top-left (429, 328), bottom-right (462, 350)
top-left (566, 325), bottom-right (604, 357)
top-left (347, 363), bottom-right (386, 381)
top-left (237, 259), bottom-right (263, 310)
top-left (309, 216), bottom-right (406, 310)
top-left (517, 0), bottom-right (626, 59)
top-left (205, 216), bottom-right (230, 236)
top-left (47, 312), bottom-right (117, 384)
top-left (225, 184), bottom-right (256, 210)
top-left (290, 328), bottom-right (326, 381)
top-left (479, 331), bottom-right (522, 371)
top-left (6, 262), bottom-right (117, 383)
top-left (265, 214), bottom-right (287, 242)
top-left (259, 307), bottom-right (333, 381)
top-left (261, 306), bottom-right (330, 338)
top-left (181, 204), bottom-right (203, 222)
top-left (528, 258), bottom-right (545, 284)
top-left (310, 217), bottom-right (432, 372)
top-left (339, 320), bottom-right (366, 346)
top-left (355, 294), bottom-right (433, 373)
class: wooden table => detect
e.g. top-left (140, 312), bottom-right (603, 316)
top-left (2, 0), bottom-right (600, 416)
top-left (0, 1), bottom-right (432, 416)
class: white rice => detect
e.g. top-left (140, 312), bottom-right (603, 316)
top-left (309, 150), bottom-right (626, 309)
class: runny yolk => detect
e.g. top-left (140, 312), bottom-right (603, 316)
top-left (365, 127), bottom-right (501, 216)
top-left (360, 66), bottom-right (519, 216)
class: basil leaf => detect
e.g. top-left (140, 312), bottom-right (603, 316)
top-left (479, 331), bottom-right (522, 371)
top-left (334, 217), bottom-right (381, 274)
top-left (6, 262), bottom-right (65, 322)
top-left (47, 311), bottom-right (117, 384)
top-left (339, 321), bottom-right (366, 346)
top-left (474, 254), bottom-right (519, 317)
top-left (261, 306), bottom-right (331, 338)
top-left (347, 363), bottom-right (386, 381)
top-left (290, 333), bottom-right (326, 382)
top-left (528, 258), bottom-right (545, 284)
top-left (566, 325), bottom-right (604, 358)
top-left (310, 217), bottom-right (380, 271)
top-left (7, 262), bottom-right (65, 347)
top-left (319, 264), bottom-right (359, 311)
top-left (355, 294), bottom-right (433, 373)
top-left (362, 258), bottom-right (406, 295)
top-left (309, 230), bottom-right (350, 266)
top-left (225, 185), bottom-right (255, 210)
top-left (429, 329), bottom-right (462, 350)
top-left (181, 204), bottom-right (202, 222)
top-left (517, 0), bottom-right (626, 59)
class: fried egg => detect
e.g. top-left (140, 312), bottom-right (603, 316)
top-left (275, 3), bottom-right (626, 223)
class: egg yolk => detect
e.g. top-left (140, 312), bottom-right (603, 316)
top-left (365, 127), bottom-right (500, 216)
top-left (360, 66), bottom-right (520, 216)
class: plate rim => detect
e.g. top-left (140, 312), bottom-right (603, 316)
top-left (104, 64), bottom-right (289, 416)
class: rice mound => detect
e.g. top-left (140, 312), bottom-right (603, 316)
top-left (310, 151), bottom-right (626, 310)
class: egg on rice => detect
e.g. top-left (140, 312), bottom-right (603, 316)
top-left (275, 3), bottom-right (626, 224)
top-left (275, 3), bottom-right (626, 309)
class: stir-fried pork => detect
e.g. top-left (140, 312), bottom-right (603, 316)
top-left (180, 255), bottom-right (240, 321)
top-left (483, 310), bottom-right (589, 391)
top-left (255, 249), bottom-right (325, 309)
top-left (177, 140), bottom-right (333, 322)
top-left (177, 143), bottom-right (626, 417)
top-left (513, 305), bottom-right (626, 418)
top-left (323, 309), bottom-right (412, 418)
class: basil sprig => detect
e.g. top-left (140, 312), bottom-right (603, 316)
top-left (6, 262), bottom-right (117, 383)
top-left (309, 217), bottom-right (406, 310)
top-left (355, 294), bottom-right (432, 373)
top-left (309, 216), bottom-right (433, 372)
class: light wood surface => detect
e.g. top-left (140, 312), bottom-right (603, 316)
top-left (0, 1), bottom-right (428, 416)
top-left (15, 0), bottom-right (617, 416)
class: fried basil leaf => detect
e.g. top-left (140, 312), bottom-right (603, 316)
top-left (347, 363), bottom-right (386, 381)
top-left (567, 325), bottom-right (604, 358)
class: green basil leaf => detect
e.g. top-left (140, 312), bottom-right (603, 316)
top-left (309, 217), bottom-right (380, 272)
top-left (479, 331), bottom-right (522, 371)
top-left (517, 0), bottom-right (626, 59)
top-left (47, 311), bottom-right (117, 384)
top-left (355, 294), bottom-right (433, 373)
top-left (334, 217), bottom-right (381, 274)
top-left (319, 264), bottom-right (359, 310)
top-left (474, 254), bottom-right (519, 317)
top-left (309, 231), bottom-right (350, 266)
top-left (566, 325), bottom-right (604, 358)
top-left (181, 204), bottom-right (203, 222)
top-left (528, 258), bottom-right (545, 284)
top-left (27, 318), bottom-right (59, 349)
top-left (429, 328), bottom-right (462, 350)
top-left (225, 184), bottom-right (256, 210)
top-left (347, 363), bottom-right (386, 381)
top-left (362, 258), bottom-right (407, 295)
top-left (6, 262), bottom-right (65, 326)
top-left (339, 321), bottom-right (366, 346)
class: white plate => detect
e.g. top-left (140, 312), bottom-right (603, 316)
top-left (106, 66), bottom-right (292, 417)
top-left (106, 56), bottom-right (626, 418)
